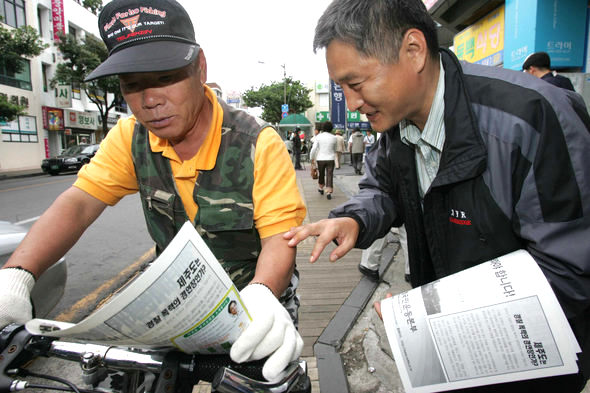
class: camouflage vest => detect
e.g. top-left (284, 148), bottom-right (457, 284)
top-left (131, 101), bottom-right (268, 290)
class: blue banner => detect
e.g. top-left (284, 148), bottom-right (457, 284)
top-left (330, 80), bottom-right (346, 129)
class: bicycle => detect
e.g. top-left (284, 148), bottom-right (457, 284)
top-left (0, 323), bottom-right (311, 393)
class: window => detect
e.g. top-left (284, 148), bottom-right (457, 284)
top-left (72, 81), bottom-right (81, 99)
top-left (1, 115), bottom-right (38, 143)
top-left (1, 0), bottom-right (26, 28)
top-left (0, 59), bottom-right (32, 90)
top-left (113, 96), bottom-right (128, 113)
top-left (42, 63), bottom-right (49, 92)
top-left (319, 93), bottom-right (329, 107)
top-left (68, 25), bottom-right (77, 39)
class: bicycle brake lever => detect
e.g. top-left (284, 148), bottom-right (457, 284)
top-left (212, 360), bottom-right (307, 393)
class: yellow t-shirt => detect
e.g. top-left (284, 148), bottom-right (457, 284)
top-left (75, 86), bottom-right (306, 239)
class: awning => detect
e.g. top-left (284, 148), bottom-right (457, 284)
top-left (278, 114), bottom-right (312, 129)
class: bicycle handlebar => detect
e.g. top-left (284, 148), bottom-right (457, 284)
top-left (0, 324), bottom-right (310, 393)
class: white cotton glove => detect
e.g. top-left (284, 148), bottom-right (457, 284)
top-left (230, 283), bottom-right (304, 382)
top-left (0, 268), bottom-right (35, 328)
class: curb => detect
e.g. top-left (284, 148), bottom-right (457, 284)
top-left (313, 173), bottom-right (392, 393)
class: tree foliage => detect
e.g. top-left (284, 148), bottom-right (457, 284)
top-left (242, 78), bottom-right (313, 124)
top-left (53, 33), bottom-right (122, 134)
top-left (0, 24), bottom-right (47, 121)
top-left (0, 95), bottom-right (26, 121)
top-left (82, 0), bottom-right (103, 15)
top-left (0, 24), bottom-right (47, 73)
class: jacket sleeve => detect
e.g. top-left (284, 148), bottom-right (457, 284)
top-left (512, 85), bottom-right (590, 320)
top-left (329, 132), bottom-right (402, 249)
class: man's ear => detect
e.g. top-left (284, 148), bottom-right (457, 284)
top-left (197, 49), bottom-right (207, 84)
top-left (401, 28), bottom-right (428, 73)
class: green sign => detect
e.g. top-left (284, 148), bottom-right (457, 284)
top-left (347, 111), bottom-right (361, 122)
top-left (315, 111), bottom-right (330, 122)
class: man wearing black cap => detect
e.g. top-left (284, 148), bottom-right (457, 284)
top-left (0, 0), bottom-right (305, 382)
top-left (522, 51), bottom-right (575, 91)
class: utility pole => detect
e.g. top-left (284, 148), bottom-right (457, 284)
top-left (281, 63), bottom-right (287, 105)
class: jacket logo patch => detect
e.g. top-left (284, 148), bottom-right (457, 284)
top-left (449, 209), bottom-right (472, 226)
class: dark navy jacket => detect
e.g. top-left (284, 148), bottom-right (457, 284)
top-left (330, 49), bottom-right (590, 387)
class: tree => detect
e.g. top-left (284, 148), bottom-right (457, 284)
top-left (242, 78), bottom-right (313, 124)
top-left (82, 0), bottom-right (103, 15)
top-left (52, 32), bottom-right (122, 135)
top-left (0, 23), bottom-right (47, 121)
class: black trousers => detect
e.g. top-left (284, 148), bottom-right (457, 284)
top-left (317, 160), bottom-right (335, 189)
top-left (351, 153), bottom-right (363, 173)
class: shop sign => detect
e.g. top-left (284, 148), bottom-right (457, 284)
top-left (0, 93), bottom-right (29, 109)
top-left (55, 84), bottom-right (72, 108)
top-left (347, 111), bottom-right (361, 122)
top-left (315, 81), bottom-right (330, 93)
top-left (315, 111), bottom-right (330, 122)
top-left (504, 0), bottom-right (586, 70)
top-left (0, 115), bottom-right (36, 134)
top-left (51, 0), bottom-right (65, 41)
top-left (454, 5), bottom-right (504, 67)
top-left (42, 106), bottom-right (65, 131)
top-left (65, 110), bottom-right (98, 130)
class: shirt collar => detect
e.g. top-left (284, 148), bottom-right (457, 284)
top-left (400, 58), bottom-right (445, 152)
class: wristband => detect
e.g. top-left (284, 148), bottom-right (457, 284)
top-left (248, 282), bottom-right (275, 296)
top-left (5, 266), bottom-right (36, 280)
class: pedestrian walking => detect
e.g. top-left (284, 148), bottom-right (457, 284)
top-left (348, 127), bottom-right (365, 174)
top-left (522, 51), bottom-right (575, 91)
top-left (310, 121), bottom-right (337, 200)
top-left (334, 129), bottom-right (346, 169)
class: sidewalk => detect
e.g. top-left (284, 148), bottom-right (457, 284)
top-left (294, 162), bottom-right (409, 393)
top-left (0, 168), bottom-right (45, 180)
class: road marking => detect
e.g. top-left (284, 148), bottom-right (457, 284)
top-left (15, 216), bottom-right (40, 226)
top-left (55, 247), bottom-right (156, 322)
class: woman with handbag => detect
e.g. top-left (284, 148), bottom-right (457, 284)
top-left (310, 121), bottom-right (337, 200)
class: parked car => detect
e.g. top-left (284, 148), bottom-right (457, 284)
top-left (41, 144), bottom-right (100, 176)
top-left (0, 221), bottom-right (67, 317)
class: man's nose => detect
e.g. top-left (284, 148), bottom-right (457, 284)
top-left (344, 89), bottom-right (363, 112)
top-left (142, 87), bottom-right (164, 108)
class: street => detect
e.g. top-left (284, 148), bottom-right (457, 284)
top-left (0, 173), bottom-right (154, 321)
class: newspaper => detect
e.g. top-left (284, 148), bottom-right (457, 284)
top-left (26, 221), bottom-right (251, 354)
top-left (380, 250), bottom-right (581, 393)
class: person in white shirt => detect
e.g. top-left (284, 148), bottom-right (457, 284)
top-left (364, 131), bottom-right (375, 155)
top-left (310, 121), bottom-right (338, 199)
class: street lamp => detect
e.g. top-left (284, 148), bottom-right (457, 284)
top-left (258, 61), bottom-right (287, 105)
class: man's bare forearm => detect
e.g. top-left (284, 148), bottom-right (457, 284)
top-left (251, 232), bottom-right (296, 297)
top-left (5, 186), bottom-right (107, 278)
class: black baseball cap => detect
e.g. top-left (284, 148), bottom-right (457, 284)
top-left (85, 0), bottom-right (199, 81)
top-left (522, 52), bottom-right (551, 70)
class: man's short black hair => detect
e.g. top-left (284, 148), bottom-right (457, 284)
top-left (522, 52), bottom-right (551, 70)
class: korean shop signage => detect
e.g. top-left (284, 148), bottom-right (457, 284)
top-left (55, 84), bottom-right (72, 108)
top-left (454, 5), bottom-right (504, 67)
top-left (65, 110), bottom-right (98, 130)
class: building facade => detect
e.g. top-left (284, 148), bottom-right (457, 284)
top-left (0, 0), bottom-right (129, 174)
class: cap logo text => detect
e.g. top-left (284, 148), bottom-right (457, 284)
top-left (103, 7), bottom-right (167, 32)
